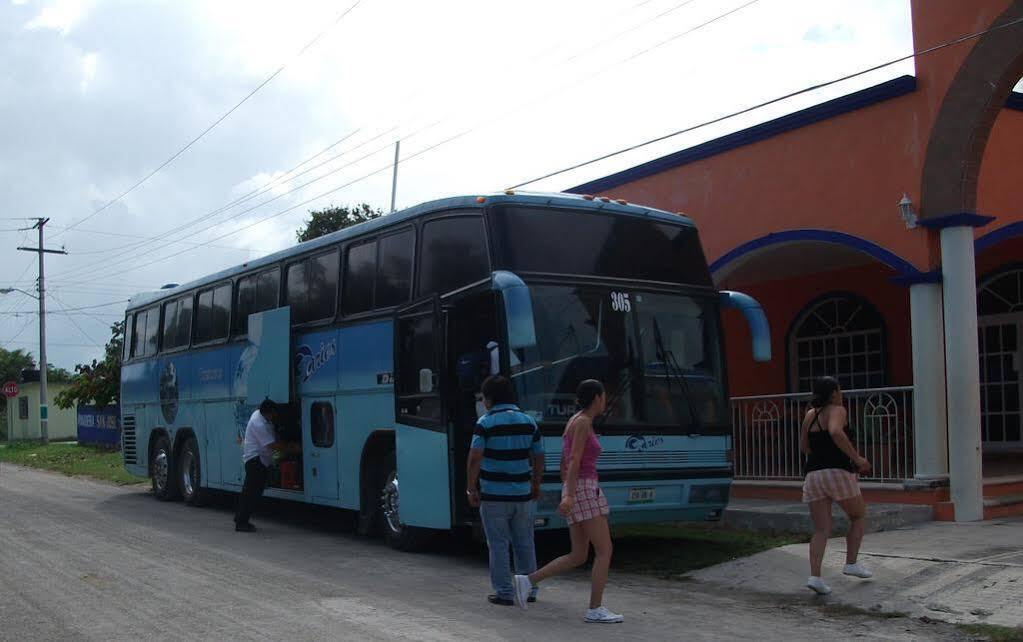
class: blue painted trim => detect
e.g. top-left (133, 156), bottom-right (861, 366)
top-left (567, 75), bottom-right (917, 194)
top-left (890, 270), bottom-right (942, 286)
top-left (1008, 91), bottom-right (1023, 112)
top-left (708, 229), bottom-right (920, 277)
top-left (918, 213), bottom-right (996, 230)
top-left (976, 221), bottom-right (1023, 253)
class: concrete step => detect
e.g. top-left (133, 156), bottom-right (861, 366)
top-left (722, 499), bottom-right (933, 535)
top-left (983, 493), bottom-right (1023, 519)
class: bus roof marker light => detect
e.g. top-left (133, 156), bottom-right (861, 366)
top-left (504, 189), bottom-right (515, 196)
top-left (581, 194), bottom-right (595, 201)
top-left (615, 199), bottom-right (627, 205)
top-left (476, 196), bottom-right (486, 204)
top-left (599, 196), bottom-right (611, 203)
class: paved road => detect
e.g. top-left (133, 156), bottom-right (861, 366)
top-left (0, 465), bottom-right (973, 641)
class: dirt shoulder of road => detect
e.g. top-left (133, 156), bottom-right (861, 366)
top-left (0, 442), bottom-right (146, 485)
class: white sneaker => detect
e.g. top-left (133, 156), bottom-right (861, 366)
top-left (843, 562), bottom-right (873, 578)
top-left (806, 576), bottom-right (831, 595)
top-left (512, 575), bottom-right (531, 610)
top-left (585, 606), bottom-right (624, 623)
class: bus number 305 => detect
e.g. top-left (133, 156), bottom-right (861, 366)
top-left (610, 291), bottom-right (631, 312)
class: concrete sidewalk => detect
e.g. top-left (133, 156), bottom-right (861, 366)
top-left (691, 516), bottom-right (1023, 628)
top-left (723, 498), bottom-right (934, 535)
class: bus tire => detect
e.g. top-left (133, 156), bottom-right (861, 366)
top-left (178, 436), bottom-right (206, 506)
top-left (150, 434), bottom-right (180, 501)
top-left (378, 450), bottom-right (430, 552)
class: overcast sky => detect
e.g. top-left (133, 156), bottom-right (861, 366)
top-left (0, 0), bottom-right (923, 370)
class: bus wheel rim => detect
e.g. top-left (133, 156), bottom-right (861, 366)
top-left (181, 450), bottom-right (195, 498)
top-left (381, 472), bottom-right (401, 535)
top-left (154, 450), bottom-right (169, 492)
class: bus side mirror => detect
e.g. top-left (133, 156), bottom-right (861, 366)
top-left (492, 271), bottom-right (537, 350)
top-left (719, 290), bottom-right (771, 362)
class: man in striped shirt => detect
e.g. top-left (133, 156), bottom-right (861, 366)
top-left (466, 375), bottom-right (544, 606)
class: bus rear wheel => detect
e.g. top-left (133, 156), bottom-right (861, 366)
top-left (378, 451), bottom-right (429, 552)
top-left (151, 434), bottom-right (180, 501)
top-left (179, 436), bottom-right (205, 506)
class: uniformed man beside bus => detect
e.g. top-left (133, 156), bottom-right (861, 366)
top-left (234, 399), bottom-right (299, 532)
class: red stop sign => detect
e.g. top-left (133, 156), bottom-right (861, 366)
top-left (2, 381), bottom-right (18, 398)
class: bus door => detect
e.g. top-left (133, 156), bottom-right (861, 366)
top-left (302, 396), bottom-right (339, 502)
top-left (393, 296), bottom-right (452, 530)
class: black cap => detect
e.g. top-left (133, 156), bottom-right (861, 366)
top-left (259, 398), bottom-right (279, 414)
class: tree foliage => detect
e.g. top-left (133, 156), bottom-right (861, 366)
top-left (296, 203), bottom-right (384, 243)
top-left (54, 321), bottom-right (124, 410)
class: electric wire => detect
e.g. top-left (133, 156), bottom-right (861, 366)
top-left (55, 1), bottom-right (364, 237)
top-left (509, 14), bottom-right (1023, 189)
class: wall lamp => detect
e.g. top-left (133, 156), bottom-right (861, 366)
top-left (898, 194), bottom-right (918, 230)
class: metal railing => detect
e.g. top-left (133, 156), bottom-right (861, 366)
top-left (730, 387), bottom-right (914, 483)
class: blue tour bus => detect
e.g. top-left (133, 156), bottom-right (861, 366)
top-left (120, 192), bottom-right (770, 550)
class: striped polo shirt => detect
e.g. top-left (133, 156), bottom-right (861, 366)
top-left (471, 404), bottom-right (543, 502)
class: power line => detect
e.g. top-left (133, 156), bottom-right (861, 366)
top-left (509, 13), bottom-right (1023, 190)
top-left (70, 1), bottom-right (753, 283)
top-left (51, 0), bottom-right (713, 272)
top-left (5, 341), bottom-right (102, 348)
top-left (84, 131), bottom-right (472, 280)
top-left (49, 291), bottom-right (103, 347)
top-left (1, 316), bottom-right (35, 348)
top-left (56, 1), bottom-right (364, 237)
top-left (50, 126), bottom-right (402, 277)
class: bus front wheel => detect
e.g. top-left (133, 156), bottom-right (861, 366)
top-left (179, 436), bottom-right (205, 506)
top-left (150, 434), bottom-right (180, 501)
top-left (378, 451), bottom-right (429, 552)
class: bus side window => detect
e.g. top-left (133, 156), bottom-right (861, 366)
top-left (131, 310), bottom-right (146, 359)
top-left (376, 229), bottom-right (414, 308)
top-left (311, 402), bottom-right (334, 447)
top-left (144, 306), bottom-right (160, 356)
top-left (122, 314), bottom-right (131, 362)
top-left (418, 217), bottom-right (488, 297)
top-left (343, 240), bottom-right (376, 315)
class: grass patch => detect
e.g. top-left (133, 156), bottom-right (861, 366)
top-left (0, 442), bottom-right (145, 485)
top-left (608, 522), bottom-right (808, 579)
top-left (957, 624), bottom-right (1023, 642)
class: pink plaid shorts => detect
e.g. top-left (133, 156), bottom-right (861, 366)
top-left (802, 468), bottom-right (861, 503)
top-left (565, 478), bottom-right (609, 525)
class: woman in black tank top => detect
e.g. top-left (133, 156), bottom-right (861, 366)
top-left (798, 377), bottom-right (874, 595)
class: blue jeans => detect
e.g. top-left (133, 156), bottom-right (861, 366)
top-left (479, 500), bottom-right (538, 600)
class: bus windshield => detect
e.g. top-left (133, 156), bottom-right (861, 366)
top-left (510, 284), bottom-right (727, 434)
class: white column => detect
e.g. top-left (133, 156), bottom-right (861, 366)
top-left (940, 225), bottom-right (984, 522)
top-left (909, 282), bottom-right (948, 481)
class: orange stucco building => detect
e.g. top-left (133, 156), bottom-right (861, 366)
top-left (570, 0), bottom-right (1023, 521)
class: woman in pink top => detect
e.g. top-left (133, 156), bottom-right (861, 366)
top-left (513, 380), bottom-right (623, 624)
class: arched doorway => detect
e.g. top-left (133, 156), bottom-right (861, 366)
top-left (978, 267), bottom-right (1023, 451)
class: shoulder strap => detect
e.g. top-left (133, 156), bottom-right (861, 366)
top-left (810, 408), bottom-right (825, 432)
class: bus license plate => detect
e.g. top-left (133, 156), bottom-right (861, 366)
top-left (627, 487), bottom-right (656, 504)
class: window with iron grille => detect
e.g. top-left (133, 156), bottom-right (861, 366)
top-left (790, 295), bottom-right (886, 392)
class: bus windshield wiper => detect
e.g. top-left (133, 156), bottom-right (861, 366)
top-left (651, 317), bottom-right (701, 432)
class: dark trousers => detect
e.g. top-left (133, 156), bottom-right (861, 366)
top-left (235, 457), bottom-right (268, 525)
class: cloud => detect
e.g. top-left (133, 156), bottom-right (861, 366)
top-left (25, 0), bottom-right (91, 36)
top-left (80, 51), bottom-right (97, 91)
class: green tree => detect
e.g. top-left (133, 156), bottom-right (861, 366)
top-left (54, 321), bottom-right (124, 410)
top-left (296, 203), bottom-right (384, 243)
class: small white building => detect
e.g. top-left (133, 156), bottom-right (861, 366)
top-left (5, 381), bottom-right (78, 441)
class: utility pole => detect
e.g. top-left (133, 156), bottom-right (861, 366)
top-left (390, 140), bottom-right (400, 213)
top-left (17, 218), bottom-right (66, 445)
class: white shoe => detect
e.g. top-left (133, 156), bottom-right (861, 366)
top-left (585, 606), bottom-right (624, 623)
top-left (806, 576), bottom-right (831, 595)
top-left (843, 562), bottom-right (873, 578)
top-left (512, 575), bottom-right (531, 610)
